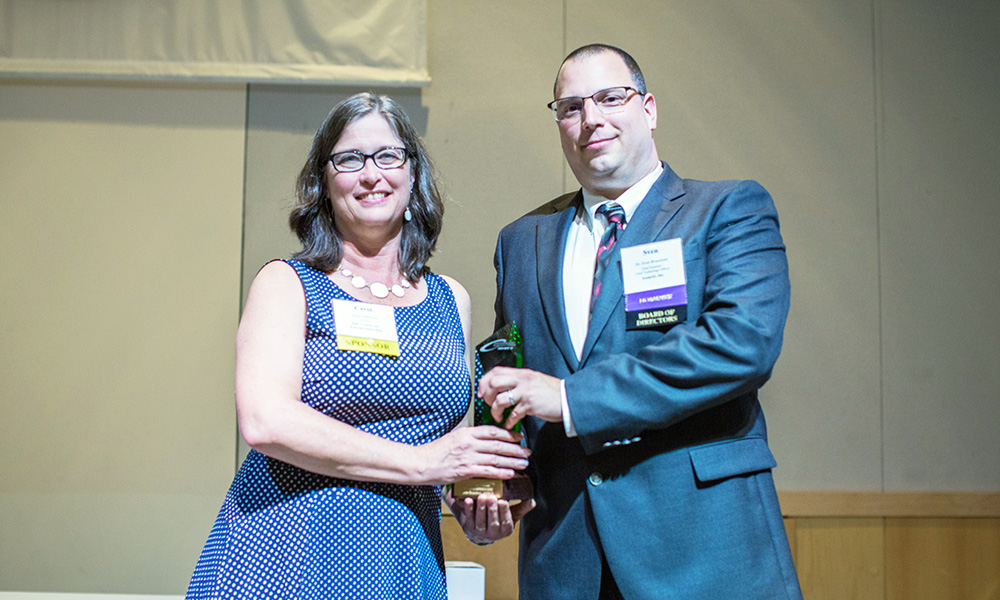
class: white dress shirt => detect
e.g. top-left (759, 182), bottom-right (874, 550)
top-left (559, 164), bottom-right (663, 436)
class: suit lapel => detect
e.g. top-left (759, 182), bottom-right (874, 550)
top-left (579, 164), bottom-right (686, 365)
top-left (535, 193), bottom-right (581, 373)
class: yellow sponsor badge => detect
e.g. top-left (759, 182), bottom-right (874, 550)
top-left (332, 298), bottom-right (400, 357)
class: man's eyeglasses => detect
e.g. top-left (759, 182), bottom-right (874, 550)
top-left (329, 147), bottom-right (409, 173)
top-left (547, 86), bottom-right (642, 122)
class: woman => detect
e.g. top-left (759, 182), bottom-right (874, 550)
top-left (186, 92), bottom-right (530, 599)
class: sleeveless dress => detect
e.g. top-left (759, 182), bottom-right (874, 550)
top-left (186, 259), bottom-right (470, 600)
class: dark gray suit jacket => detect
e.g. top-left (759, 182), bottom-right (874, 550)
top-left (493, 163), bottom-right (802, 599)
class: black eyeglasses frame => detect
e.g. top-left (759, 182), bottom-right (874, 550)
top-left (328, 147), bottom-right (410, 173)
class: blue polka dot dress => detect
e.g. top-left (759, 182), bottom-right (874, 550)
top-left (186, 259), bottom-right (470, 600)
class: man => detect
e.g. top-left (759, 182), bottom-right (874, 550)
top-left (475, 44), bottom-right (803, 599)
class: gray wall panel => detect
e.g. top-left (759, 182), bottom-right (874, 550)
top-left (563, 0), bottom-right (885, 489)
top-left (878, 0), bottom-right (1000, 491)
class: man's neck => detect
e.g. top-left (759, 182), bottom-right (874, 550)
top-left (582, 159), bottom-right (661, 200)
top-left (581, 162), bottom-right (664, 218)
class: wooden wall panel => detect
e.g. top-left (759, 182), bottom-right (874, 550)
top-left (790, 518), bottom-right (885, 600)
top-left (885, 518), bottom-right (1000, 600)
top-left (780, 492), bottom-right (1000, 517)
top-left (441, 516), bottom-right (520, 600)
top-left (784, 518), bottom-right (799, 558)
top-left (441, 500), bottom-right (1000, 600)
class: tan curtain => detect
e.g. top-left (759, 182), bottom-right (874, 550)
top-left (0, 0), bottom-right (429, 85)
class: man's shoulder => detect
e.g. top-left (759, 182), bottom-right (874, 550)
top-left (524, 190), bottom-right (579, 217)
top-left (679, 177), bottom-right (775, 215)
top-left (500, 191), bottom-right (579, 234)
top-left (682, 176), bottom-right (765, 194)
top-left (655, 162), bottom-right (768, 200)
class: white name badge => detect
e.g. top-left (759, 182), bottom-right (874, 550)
top-left (619, 238), bottom-right (688, 329)
top-left (332, 299), bottom-right (400, 357)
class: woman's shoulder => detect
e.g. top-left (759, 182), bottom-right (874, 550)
top-left (251, 260), bottom-right (306, 295)
top-left (262, 258), bottom-right (332, 286)
top-left (434, 273), bottom-right (469, 302)
top-left (240, 260), bottom-right (308, 325)
top-left (432, 273), bottom-right (471, 345)
top-left (434, 272), bottom-right (471, 321)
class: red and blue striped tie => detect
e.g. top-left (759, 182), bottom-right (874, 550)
top-left (591, 202), bottom-right (626, 313)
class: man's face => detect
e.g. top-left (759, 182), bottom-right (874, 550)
top-left (554, 52), bottom-right (658, 198)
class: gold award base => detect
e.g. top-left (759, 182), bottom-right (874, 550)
top-left (453, 478), bottom-right (505, 499)
top-left (452, 474), bottom-right (532, 506)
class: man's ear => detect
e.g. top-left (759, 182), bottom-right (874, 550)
top-left (644, 92), bottom-right (657, 131)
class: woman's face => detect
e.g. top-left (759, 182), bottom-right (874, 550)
top-left (325, 113), bottom-right (413, 237)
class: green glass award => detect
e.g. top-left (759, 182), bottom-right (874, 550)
top-left (452, 323), bottom-right (534, 503)
top-left (475, 322), bottom-right (523, 432)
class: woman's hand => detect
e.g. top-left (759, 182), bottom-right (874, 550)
top-left (414, 425), bottom-right (530, 485)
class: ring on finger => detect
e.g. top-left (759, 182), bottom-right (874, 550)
top-left (505, 390), bottom-right (517, 406)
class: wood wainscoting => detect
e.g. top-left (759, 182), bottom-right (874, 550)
top-left (442, 492), bottom-right (1000, 600)
top-left (781, 492), bottom-right (1000, 600)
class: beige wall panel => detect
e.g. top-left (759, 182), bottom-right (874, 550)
top-left (242, 0), bottom-right (566, 348)
top-left (425, 0), bottom-right (566, 341)
top-left (441, 516), bottom-right (520, 600)
top-left (877, 0), bottom-right (1000, 491)
top-left (563, 1), bottom-right (883, 490)
top-left (237, 84), bottom-right (424, 461)
top-left (792, 517), bottom-right (885, 600)
top-left (0, 81), bottom-right (245, 592)
top-left (885, 518), bottom-right (1000, 600)
top-left (241, 85), bottom-right (425, 304)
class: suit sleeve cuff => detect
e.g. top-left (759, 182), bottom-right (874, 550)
top-left (561, 379), bottom-right (577, 437)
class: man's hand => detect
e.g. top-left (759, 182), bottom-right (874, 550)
top-left (478, 366), bottom-right (563, 429)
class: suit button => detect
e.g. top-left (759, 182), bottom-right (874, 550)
top-left (588, 472), bottom-right (604, 486)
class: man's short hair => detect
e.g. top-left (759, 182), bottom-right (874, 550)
top-left (555, 44), bottom-right (647, 97)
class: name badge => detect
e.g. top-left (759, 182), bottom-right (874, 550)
top-left (620, 238), bottom-right (687, 330)
top-left (332, 299), bottom-right (400, 357)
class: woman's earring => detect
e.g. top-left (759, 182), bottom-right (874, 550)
top-left (403, 207), bottom-right (413, 222)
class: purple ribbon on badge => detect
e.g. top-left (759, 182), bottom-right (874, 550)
top-left (624, 284), bottom-right (688, 313)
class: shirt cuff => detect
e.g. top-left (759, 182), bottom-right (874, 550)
top-left (561, 379), bottom-right (577, 437)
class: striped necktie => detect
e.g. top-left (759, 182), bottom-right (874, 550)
top-left (591, 202), bottom-right (626, 313)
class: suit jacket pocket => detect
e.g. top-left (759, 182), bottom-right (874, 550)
top-left (689, 437), bottom-right (776, 483)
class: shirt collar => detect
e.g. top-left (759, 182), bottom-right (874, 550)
top-left (580, 163), bottom-right (664, 228)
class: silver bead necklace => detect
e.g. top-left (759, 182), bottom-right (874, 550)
top-left (336, 265), bottom-right (411, 299)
